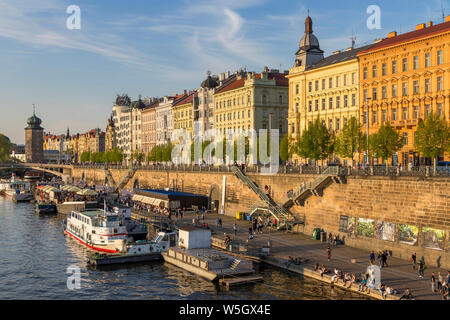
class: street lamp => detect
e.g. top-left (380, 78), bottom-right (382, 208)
top-left (366, 98), bottom-right (372, 166)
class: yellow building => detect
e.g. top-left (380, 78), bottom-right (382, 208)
top-left (214, 68), bottom-right (289, 137)
top-left (287, 15), bottom-right (370, 164)
top-left (358, 18), bottom-right (450, 166)
top-left (173, 92), bottom-right (196, 139)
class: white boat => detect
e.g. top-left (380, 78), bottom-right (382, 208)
top-left (63, 208), bottom-right (177, 255)
top-left (0, 173), bottom-right (33, 202)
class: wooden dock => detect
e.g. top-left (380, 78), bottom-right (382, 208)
top-left (219, 275), bottom-right (263, 288)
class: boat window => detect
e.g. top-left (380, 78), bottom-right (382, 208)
top-left (162, 236), bottom-right (169, 241)
top-left (107, 216), bottom-right (118, 223)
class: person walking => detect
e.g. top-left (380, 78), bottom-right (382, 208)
top-left (382, 251), bottom-right (388, 268)
top-left (377, 252), bottom-right (383, 268)
top-left (411, 253), bottom-right (417, 270)
top-left (437, 272), bottom-right (443, 292)
top-left (233, 222), bottom-right (238, 236)
top-left (431, 272), bottom-right (436, 293)
top-left (370, 251), bottom-right (375, 264)
top-left (327, 246), bottom-right (332, 261)
top-left (418, 261), bottom-right (424, 278)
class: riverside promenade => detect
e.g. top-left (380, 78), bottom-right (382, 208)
top-left (146, 209), bottom-right (449, 301)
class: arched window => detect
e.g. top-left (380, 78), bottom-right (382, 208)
top-left (262, 95), bottom-right (267, 104)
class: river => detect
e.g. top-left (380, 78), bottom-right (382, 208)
top-left (0, 197), bottom-right (367, 300)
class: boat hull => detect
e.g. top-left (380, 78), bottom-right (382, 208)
top-left (87, 253), bottom-right (162, 266)
top-left (64, 229), bottom-right (122, 254)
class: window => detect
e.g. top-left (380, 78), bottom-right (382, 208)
top-left (414, 55), bottom-right (419, 69)
top-left (329, 119), bottom-right (333, 131)
top-left (322, 99), bottom-right (326, 110)
top-left (438, 103), bottom-right (443, 116)
top-left (291, 123), bottom-right (295, 133)
top-left (329, 97), bottom-right (333, 109)
top-left (344, 95), bottom-right (348, 107)
top-left (438, 50), bottom-right (443, 65)
top-left (382, 63), bottom-right (387, 76)
top-left (425, 53), bottom-right (431, 67)
top-left (262, 95), bottom-right (267, 104)
top-left (413, 80), bottom-right (419, 94)
top-left (308, 101), bottom-right (312, 112)
top-left (315, 100), bottom-right (319, 111)
top-left (372, 111), bottom-right (377, 124)
top-left (402, 82), bottom-right (408, 96)
top-left (336, 96), bottom-right (341, 108)
top-left (437, 76), bottom-right (443, 91)
top-left (315, 80), bottom-right (319, 91)
top-left (392, 60), bottom-right (397, 74)
top-left (363, 67), bottom-right (368, 80)
top-left (308, 82), bottom-right (312, 92)
top-left (295, 84), bottom-right (299, 95)
top-left (363, 89), bottom-right (368, 101)
top-left (414, 106), bottom-right (419, 119)
top-left (372, 88), bottom-right (377, 100)
top-left (382, 109), bottom-right (387, 122)
top-left (322, 79), bottom-right (326, 90)
top-left (403, 107), bottom-right (408, 120)
top-left (425, 78), bottom-right (431, 93)
top-left (352, 94), bottom-right (356, 106)
top-left (336, 76), bottom-right (341, 87)
top-left (344, 74), bottom-right (348, 86)
top-left (425, 105), bottom-right (431, 118)
top-left (372, 65), bottom-right (377, 78)
top-left (352, 72), bottom-right (356, 84)
top-left (402, 58), bottom-right (408, 72)
top-left (363, 112), bottom-right (367, 124)
top-left (329, 77), bottom-right (333, 88)
top-left (392, 84), bottom-right (397, 97)
top-left (336, 118), bottom-right (340, 131)
top-left (382, 86), bottom-right (387, 99)
top-left (392, 108), bottom-right (397, 121)
top-left (403, 132), bottom-right (408, 146)
top-left (279, 95), bottom-right (283, 104)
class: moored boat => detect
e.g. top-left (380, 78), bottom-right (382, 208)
top-left (35, 203), bottom-right (57, 214)
top-left (0, 174), bottom-right (33, 202)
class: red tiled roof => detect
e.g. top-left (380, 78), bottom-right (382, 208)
top-left (215, 72), bottom-right (288, 95)
top-left (173, 93), bottom-right (195, 107)
top-left (359, 20), bottom-right (450, 55)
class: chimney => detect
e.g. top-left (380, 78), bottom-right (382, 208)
top-left (446, 15), bottom-right (450, 22)
top-left (416, 23), bottom-right (426, 30)
top-left (428, 21), bottom-right (433, 27)
top-left (263, 66), bottom-right (269, 72)
top-left (387, 31), bottom-right (397, 38)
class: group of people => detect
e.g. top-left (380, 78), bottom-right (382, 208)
top-left (369, 250), bottom-right (390, 268)
top-left (248, 217), bottom-right (266, 240)
top-left (431, 271), bottom-right (450, 300)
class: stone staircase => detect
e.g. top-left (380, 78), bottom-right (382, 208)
top-left (282, 166), bottom-right (345, 208)
top-left (231, 165), bottom-right (303, 230)
top-left (115, 167), bottom-right (137, 191)
top-left (103, 168), bottom-right (116, 190)
top-left (229, 259), bottom-right (241, 270)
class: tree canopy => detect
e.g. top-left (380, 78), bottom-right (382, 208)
top-left (370, 123), bottom-right (403, 163)
top-left (295, 118), bottom-right (334, 163)
top-left (0, 134), bottom-right (12, 162)
top-left (335, 117), bottom-right (364, 164)
top-left (415, 112), bottom-right (450, 163)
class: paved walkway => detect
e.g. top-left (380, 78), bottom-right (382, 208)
top-left (166, 210), bottom-right (449, 300)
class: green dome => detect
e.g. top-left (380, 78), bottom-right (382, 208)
top-left (26, 113), bottom-right (42, 129)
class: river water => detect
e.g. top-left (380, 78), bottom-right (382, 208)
top-left (0, 197), bottom-right (366, 300)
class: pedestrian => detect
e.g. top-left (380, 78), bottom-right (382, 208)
top-left (442, 282), bottom-right (449, 300)
top-left (382, 251), bottom-right (388, 268)
top-left (248, 227), bottom-right (253, 240)
top-left (218, 218), bottom-right (222, 229)
top-left (370, 251), bottom-right (375, 264)
top-left (216, 218), bottom-right (220, 228)
top-left (233, 222), bottom-right (238, 236)
top-left (437, 272), bottom-right (443, 292)
top-left (400, 288), bottom-right (414, 300)
top-left (327, 246), bottom-right (331, 261)
top-left (418, 261), bottom-right (424, 278)
top-left (411, 252), bottom-right (417, 270)
top-left (431, 272), bottom-right (436, 293)
top-left (377, 252), bottom-right (382, 268)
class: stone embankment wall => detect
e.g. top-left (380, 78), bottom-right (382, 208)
top-left (71, 167), bottom-right (450, 268)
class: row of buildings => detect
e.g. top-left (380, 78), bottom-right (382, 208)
top-left (26, 15), bottom-right (450, 166)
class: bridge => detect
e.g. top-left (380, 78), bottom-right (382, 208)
top-left (0, 163), bottom-right (70, 178)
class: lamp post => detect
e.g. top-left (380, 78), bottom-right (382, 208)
top-left (366, 98), bottom-right (372, 166)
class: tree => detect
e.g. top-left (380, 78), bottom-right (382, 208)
top-left (295, 118), bottom-right (334, 165)
top-left (415, 112), bottom-right (450, 170)
top-left (80, 151), bottom-right (91, 163)
top-left (335, 117), bottom-right (365, 165)
top-left (0, 134), bottom-right (12, 162)
top-left (370, 123), bottom-right (403, 166)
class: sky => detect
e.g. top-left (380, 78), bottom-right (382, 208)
top-left (0, 0), bottom-right (448, 144)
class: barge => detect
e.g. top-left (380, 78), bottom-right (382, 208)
top-left (162, 227), bottom-right (255, 282)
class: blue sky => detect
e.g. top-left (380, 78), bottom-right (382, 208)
top-left (0, 0), bottom-right (448, 144)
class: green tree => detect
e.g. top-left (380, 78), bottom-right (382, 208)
top-left (80, 151), bottom-right (91, 163)
top-left (370, 123), bottom-right (403, 166)
top-left (0, 134), bottom-right (12, 162)
top-left (335, 117), bottom-right (365, 165)
top-left (415, 112), bottom-right (450, 171)
top-left (296, 118), bottom-right (334, 165)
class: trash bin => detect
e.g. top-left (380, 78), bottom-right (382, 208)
top-left (321, 232), bottom-right (327, 243)
top-left (236, 211), bottom-right (243, 220)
